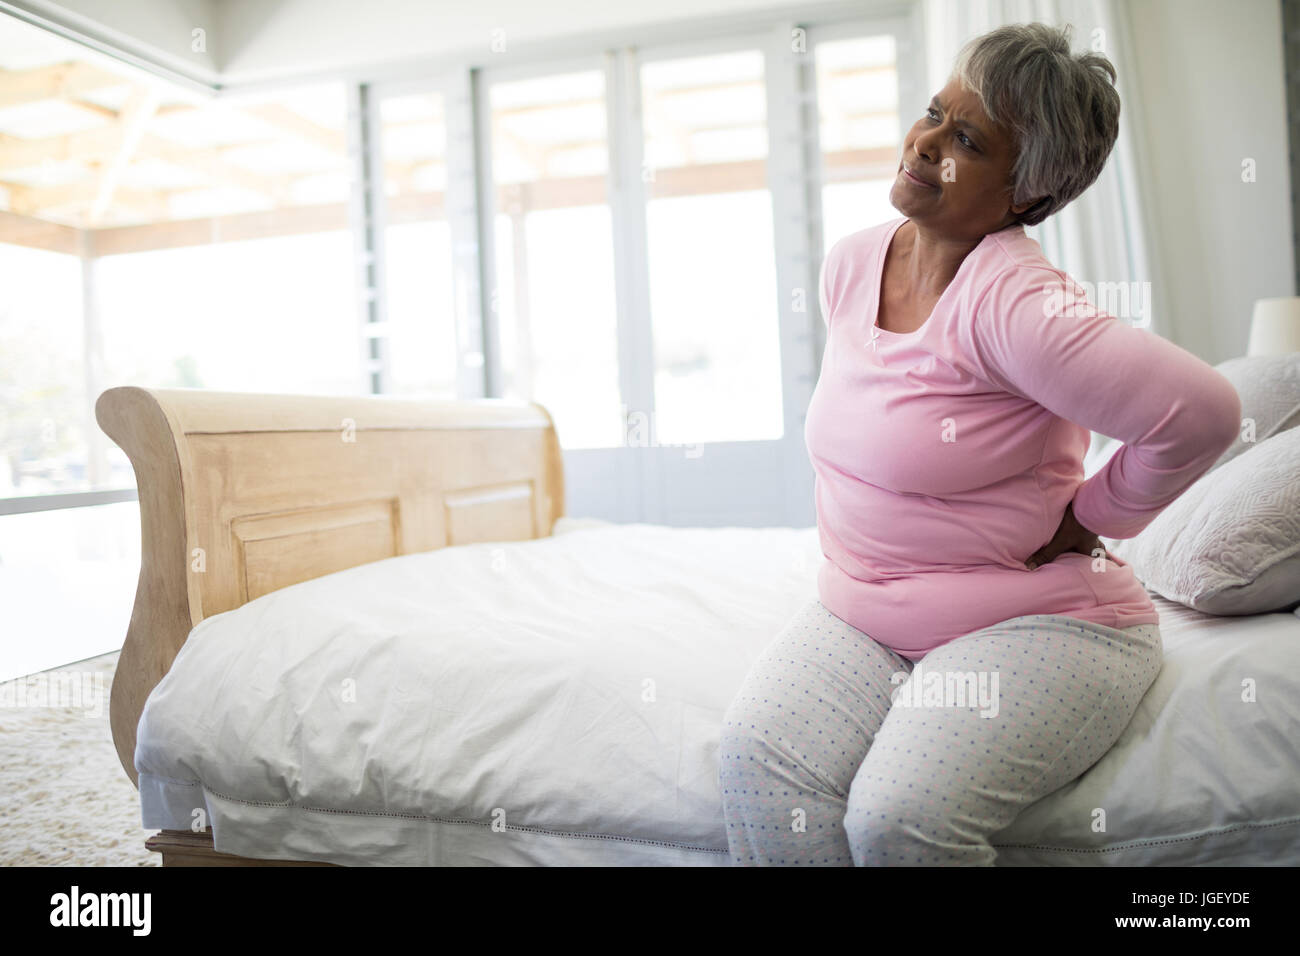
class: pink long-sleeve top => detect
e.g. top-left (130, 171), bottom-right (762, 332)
top-left (805, 216), bottom-right (1242, 661)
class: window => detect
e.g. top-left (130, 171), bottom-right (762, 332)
top-left (0, 9), bottom-right (360, 677)
top-left (816, 35), bottom-right (902, 253)
top-left (0, 42), bottom-right (358, 495)
top-left (640, 49), bottom-right (784, 446)
top-left (488, 70), bottom-right (622, 449)
top-left (379, 90), bottom-right (459, 397)
top-left (0, 501), bottom-right (139, 683)
top-left (0, 244), bottom-right (88, 495)
top-left (95, 231), bottom-right (360, 397)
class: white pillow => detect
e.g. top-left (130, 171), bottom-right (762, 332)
top-left (1105, 426), bottom-right (1300, 615)
top-left (1210, 354), bottom-right (1300, 471)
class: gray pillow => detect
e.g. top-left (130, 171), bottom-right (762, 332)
top-left (1104, 425), bottom-right (1300, 615)
top-left (1209, 354), bottom-right (1300, 471)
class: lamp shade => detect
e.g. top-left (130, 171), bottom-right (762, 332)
top-left (1247, 297), bottom-right (1300, 356)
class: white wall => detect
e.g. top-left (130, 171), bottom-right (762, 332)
top-left (1126, 0), bottom-right (1292, 362)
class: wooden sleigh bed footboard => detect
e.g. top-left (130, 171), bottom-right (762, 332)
top-left (94, 386), bottom-right (566, 866)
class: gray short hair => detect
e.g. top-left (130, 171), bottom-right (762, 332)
top-left (951, 22), bottom-right (1120, 226)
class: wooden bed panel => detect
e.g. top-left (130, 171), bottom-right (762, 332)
top-left (231, 498), bottom-right (401, 605)
top-left (183, 427), bottom-right (555, 619)
top-left (95, 385), bottom-right (565, 812)
top-left (145, 830), bottom-right (339, 867)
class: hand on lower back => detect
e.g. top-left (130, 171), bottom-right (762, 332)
top-left (1025, 500), bottom-right (1103, 570)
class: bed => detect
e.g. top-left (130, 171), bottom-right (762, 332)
top-left (95, 385), bottom-right (1300, 866)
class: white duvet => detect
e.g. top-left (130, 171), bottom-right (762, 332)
top-left (136, 519), bottom-right (1300, 865)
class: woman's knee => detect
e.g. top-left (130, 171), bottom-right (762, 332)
top-left (717, 674), bottom-right (793, 793)
top-left (843, 772), bottom-right (988, 866)
top-left (717, 671), bottom-right (859, 805)
top-left (718, 691), bottom-right (767, 772)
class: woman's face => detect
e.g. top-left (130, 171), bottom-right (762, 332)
top-left (890, 76), bottom-right (1039, 241)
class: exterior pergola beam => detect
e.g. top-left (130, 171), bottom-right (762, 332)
top-left (87, 86), bottom-right (162, 226)
top-left (0, 148), bottom-right (896, 256)
top-left (0, 61), bottom-right (129, 110)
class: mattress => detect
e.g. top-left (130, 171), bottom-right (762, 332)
top-left (135, 518), bottom-right (1300, 865)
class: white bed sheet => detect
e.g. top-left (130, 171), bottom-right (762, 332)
top-left (135, 519), bottom-right (1300, 865)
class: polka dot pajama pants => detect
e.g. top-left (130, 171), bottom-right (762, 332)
top-left (718, 598), bottom-right (1163, 866)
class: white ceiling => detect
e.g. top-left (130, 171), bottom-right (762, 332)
top-left (2, 0), bottom-right (867, 92)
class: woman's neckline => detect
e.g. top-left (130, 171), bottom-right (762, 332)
top-left (871, 217), bottom-right (982, 339)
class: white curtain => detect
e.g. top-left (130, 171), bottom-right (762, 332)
top-left (920, 0), bottom-right (1167, 338)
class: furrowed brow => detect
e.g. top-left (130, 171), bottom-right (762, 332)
top-left (931, 94), bottom-right (989, 141)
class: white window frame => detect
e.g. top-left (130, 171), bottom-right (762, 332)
top-left (474, 51), bottom-right (617, 405)
top-left (802, 10), bottom-right (928, 361)
top-left (367, 71), bottom-right (489, 399)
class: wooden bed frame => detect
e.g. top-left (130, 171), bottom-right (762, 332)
top-left (95, 385), bottom-right (565, 866)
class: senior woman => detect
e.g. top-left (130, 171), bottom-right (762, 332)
top-left (717, 22), bottom-right (1241, 866)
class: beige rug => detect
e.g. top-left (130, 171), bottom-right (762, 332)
top-left (0, 650), bottom-right (158, 866)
